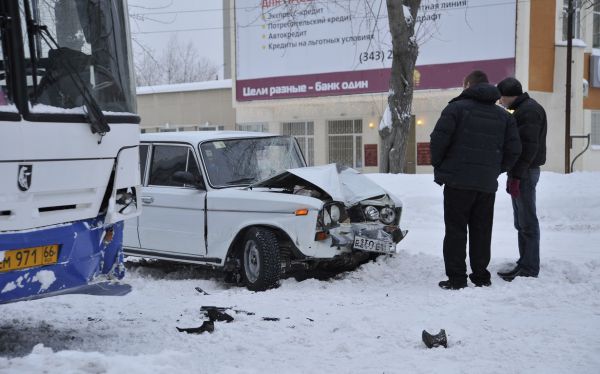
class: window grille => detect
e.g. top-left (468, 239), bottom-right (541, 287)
top-left (562, 0), bottom-right (583, 41)
top-left (327, 119), bottom-right (363, 168)
top-left (282, 121), bottom-right (314, 166)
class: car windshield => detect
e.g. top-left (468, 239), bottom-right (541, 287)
top-left (199, 136), bottom-right (306, 188)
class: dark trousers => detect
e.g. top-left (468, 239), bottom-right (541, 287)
top-left (512, 168), bottom-right (541, 275)
top-left (443, 186), bottom-right (495, 285)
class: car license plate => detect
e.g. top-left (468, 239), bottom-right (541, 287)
top-left (353, 235), bottom-right (394, 253)
top-left (0, 245), bottom-right (59, 273)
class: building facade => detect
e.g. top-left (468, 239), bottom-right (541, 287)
top-left (137, 1), bottom-right (600, 173)
top-left (230, 0), bottom-right (600, 173)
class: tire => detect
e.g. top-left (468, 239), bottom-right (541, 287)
top-left (241, 227), bottom-right (281, 291)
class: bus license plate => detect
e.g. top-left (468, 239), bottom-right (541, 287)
top-left (0, 245), bottom-right (59, 272)
top-left (353, 235), bottom-right (394, 253)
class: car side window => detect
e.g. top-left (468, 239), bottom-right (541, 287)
top-left (139, 144), bottom-right (149, 184)
top-left (186, 149), bottom-right (202, 182)
top-left (149, 145), bottom-right (188, 187)
top-left (148, 145), bottom-right (203, 187)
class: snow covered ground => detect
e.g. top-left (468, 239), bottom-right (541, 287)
top-left (1, 172), bottom-right (599, 374)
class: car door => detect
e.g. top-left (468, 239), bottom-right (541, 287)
top-left (123, 143), bottom-right (150, 248)
top-left (138, 143), bottom-right (207, 259)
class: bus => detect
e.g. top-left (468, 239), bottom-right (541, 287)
top-left (0, 0), bottom-right (141, 303)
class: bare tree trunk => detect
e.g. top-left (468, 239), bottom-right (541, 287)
top-left (379, 0), bottom-right (421, 173)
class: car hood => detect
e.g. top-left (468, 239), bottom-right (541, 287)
top-left (253, 163), bottom-right (388, 206)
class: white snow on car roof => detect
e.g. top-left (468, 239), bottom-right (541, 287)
top-left (140, 131), bottom-right (277, 144)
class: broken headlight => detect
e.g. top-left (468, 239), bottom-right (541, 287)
top-left (320, 202), bottom-right (347, 229)
top-left (379, 207), bottom-right (396, 224)
top-left (364, 206), bottom-right (380, 221)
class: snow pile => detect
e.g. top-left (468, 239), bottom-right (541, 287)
top-left (0, 172), bottom-right (599, 373)
top-left (32, 271), bottom-right (57, 292)
top-left (379, 105), bottom-right (392, 131)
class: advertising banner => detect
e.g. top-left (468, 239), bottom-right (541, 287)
top-left (235, 0), bottom-right (516, 101)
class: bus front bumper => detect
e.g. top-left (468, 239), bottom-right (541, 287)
top-left (0, 217), bottom-right (128, 304)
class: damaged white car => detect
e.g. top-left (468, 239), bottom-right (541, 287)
top-left (123, 132), bottom-right (407, 290)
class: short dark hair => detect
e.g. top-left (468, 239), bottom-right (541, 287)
top-left (497, 77), bottom-right (523, 97)
top-left (463, 70), bottom-right (489, 87)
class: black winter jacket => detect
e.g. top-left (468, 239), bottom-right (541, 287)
top-left (507, 93), bottom-right (547, 179)
top-left (430, 83), bottom-right (522, 193)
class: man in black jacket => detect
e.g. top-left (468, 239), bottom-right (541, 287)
top-left (496, 77), bottom-right (548, 281)
top-left (430, 70), bottom-right (521, 290)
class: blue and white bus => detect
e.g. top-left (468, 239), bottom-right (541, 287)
top-left (0, 0), bottom-right (141, 303)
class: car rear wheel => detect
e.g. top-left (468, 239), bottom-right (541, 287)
top-left (241, 227), bottom-right (280, 291)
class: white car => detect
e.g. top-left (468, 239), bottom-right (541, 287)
top-left (123, 131), bottom-right (407, 290)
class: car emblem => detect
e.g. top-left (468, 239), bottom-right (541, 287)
top-left (17, 164), bottom-right (32, 191)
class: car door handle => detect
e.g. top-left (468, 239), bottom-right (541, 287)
top-left (141, 196), bottom-right (154, 204)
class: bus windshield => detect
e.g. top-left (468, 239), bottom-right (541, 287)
top-left (20, 0), bottom-right (136, 114)
top-left (0, 29), bottom-right (16, 112)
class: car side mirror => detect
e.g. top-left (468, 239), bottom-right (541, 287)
top-left (172, 171), bottom-right (205, 189)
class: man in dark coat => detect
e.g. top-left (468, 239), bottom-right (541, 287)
top-left (430, 70), bottom-right (521, 290)
top-left (496, 77), bottom-right (548, 281)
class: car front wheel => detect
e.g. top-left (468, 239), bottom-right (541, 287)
top-left (241, 227), bottom-right (280, 291)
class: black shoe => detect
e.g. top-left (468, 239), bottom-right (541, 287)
top-left (473, 280), bottom-right (491, 287)
top-left (497, 266), bottom-right (520, 278)
top-left (438, 280), bottom-right (467, 290)
top-left (498, 267), bottom-right (537, 282)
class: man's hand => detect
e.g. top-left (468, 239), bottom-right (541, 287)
top-left (506, 178), bottom-right (520, 199)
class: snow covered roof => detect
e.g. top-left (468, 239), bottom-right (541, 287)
top-left (136, 79), bottom-right (232, 96)
top-left (140, 130), bottom-right (276, 144)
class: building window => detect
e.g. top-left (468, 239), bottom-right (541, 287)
top-left (562, 0), bottom-right (582, 41)
top-left (195, 125), bottom-right (225, 131)
top-left (327, 119), bottom-right (363, 168)
top-left (282, 121), bottom-right (314, 166)
top-left (594, 2), bottom-right (600, 48)
top-left (592, 111), bottom-right (600, 146)
top-left (237, 122), bottom-right (269, 132)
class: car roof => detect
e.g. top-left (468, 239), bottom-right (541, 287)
top-left (140, 131), bottom-right (278, 144)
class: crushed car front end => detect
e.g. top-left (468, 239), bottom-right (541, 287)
top-left (253, 163), bottom-right (408, 262)
top-left (316, 197), bottom-right (407, 256)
